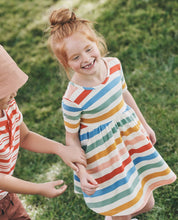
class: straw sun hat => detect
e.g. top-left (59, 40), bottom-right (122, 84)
top-left (0, 45), bottom-right (28, 99)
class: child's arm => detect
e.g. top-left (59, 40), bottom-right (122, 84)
top-left (123, 90), bottom-right (156, 145)
top-left (20, 122), bottom-right (86, 172)
top-left (0, 173), bottom-right (67, 198)
top-left (66, 131), bottom-right (98, 195)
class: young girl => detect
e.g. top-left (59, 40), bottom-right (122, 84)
top-left (48, 8), bottom-right (176, 220)
top-left (0, 45), bottom-right (86, 219)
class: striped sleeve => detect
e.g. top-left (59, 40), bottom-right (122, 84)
top-left (62, 98), bottom-right (82, 133)
top-left (13, 99), bottom-right (23, 126)
top-left (116, 58), bottom-right (127, 91)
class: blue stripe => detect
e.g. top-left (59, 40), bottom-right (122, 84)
top-left (133, 151), bottom-right (159, 165)
top-left (74, 174), bottom-right (80, 182)
top-left (74, 151), bottom-right (159, 198)
top-left (82, 76), bottom-right (121, 110)
top-left (62, 102), bottom-right (82, 112)
top-left (123, 104), bottom-right (131, 113)
top-left (83, 165), bottom-right (136, 198)
top-left (74, 165), bottom-right (136, 198)
top-left (80, 121), bottom-right (112, 141)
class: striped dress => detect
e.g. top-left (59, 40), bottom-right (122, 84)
top-left (62, 57), bottom-right (176, 216)
top-left (0, 99), bottom-right (22, 200)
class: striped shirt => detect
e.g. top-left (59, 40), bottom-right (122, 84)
top-left (0, 99), bottom-right (22, 200)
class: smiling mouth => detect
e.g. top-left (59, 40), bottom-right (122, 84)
top-left (82, 59), bottom-right (95, 69)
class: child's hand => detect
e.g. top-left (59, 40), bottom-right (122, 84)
top-left (38, 180), bottom-right (67, 198)
top-left (144, 124), bottom-right (156, 145)
top-left (58, 145), bottom-right (86, 172)
top-left (80, 172), bottom-right (98, 195)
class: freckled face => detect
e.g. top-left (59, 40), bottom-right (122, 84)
top-left (0, 91), bottom-right (17, 110)
top-left (64, 32), bottom-right (101, 78)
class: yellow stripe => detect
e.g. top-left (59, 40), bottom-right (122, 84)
top-left (87, 137), bottom-right (122, 164)
top-left (81, 99), bottom-right (124, 124)
top-left (120, 121), bottom-right (141, 137)
top-left (87, 121), bottom-right (141, 164)
top-left (64, 121), bottom-right (80, 129)
top-left (100, 167), bottom-right (171, 216)
top-left (122, 82), bottom-right (127, 90)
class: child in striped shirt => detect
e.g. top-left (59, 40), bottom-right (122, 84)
top-left (0, 45), bottom-right (86, 220)
top-left (48, 8), bottom-right (176, 220)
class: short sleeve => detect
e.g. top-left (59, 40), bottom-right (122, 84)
top-left (62, 97), bottom-right (82, 133)
top-left (119, 59), bottom-right (127, 92)
top-left (8, 99), bottom-right (23, 126)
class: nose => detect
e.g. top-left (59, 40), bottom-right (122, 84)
top-left (82, 52), bottom-right (90, 63)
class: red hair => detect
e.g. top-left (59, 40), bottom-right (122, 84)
top-left (48, 8), bottom-right (107, 79)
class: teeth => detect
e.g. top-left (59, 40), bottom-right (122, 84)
top-left (83, 60), bottom-right (94, 69)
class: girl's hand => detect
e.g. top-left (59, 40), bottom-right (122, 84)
top-left (38, 180), bottom-right (67, 198)
top-left (144, 124), bottom-right (156, 145)
top-left (80, 172), bottom-right (98, 195)
top-left (58, 145), bottom-right (87, 172)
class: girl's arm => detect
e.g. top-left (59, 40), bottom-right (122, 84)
top-left (66, 131), bottom-right (98, 195)
top-left (0, 173), bottom-right (67, 198)
top-left (123, 90), bottom-right (156, 145)
top-left (20, 122), bottom-right (86, 172)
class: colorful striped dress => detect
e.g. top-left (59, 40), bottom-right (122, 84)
top-left (62, 57), bottom-right (176, 216)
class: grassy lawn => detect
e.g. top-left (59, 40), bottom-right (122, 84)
top-left (0, 0), bottom-right (177, 219)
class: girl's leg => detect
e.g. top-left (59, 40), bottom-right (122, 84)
top-left (105, 215), bottom-right (132, 220)
top-left (131, 193), bottom-right (155, 218)
top-left (112, 215), bottom-right (131, 220)
top-left (105, 216), bottom-right (131, 220)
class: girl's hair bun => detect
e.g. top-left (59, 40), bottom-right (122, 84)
top-left (50, 8), bottom-right (76, 31)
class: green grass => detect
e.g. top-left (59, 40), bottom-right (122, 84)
top-left (0, 0), bottom-right (177, 219)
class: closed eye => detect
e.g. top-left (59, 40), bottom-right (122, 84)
top-left (86, 47), bottom-right (92, 52)
top-left (73, 56), bottom-right (79, 61)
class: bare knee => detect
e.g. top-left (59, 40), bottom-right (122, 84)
top-left (145, 193), bottom-right (155, 212)
top-left (132, 193), bottom-right (155, 217)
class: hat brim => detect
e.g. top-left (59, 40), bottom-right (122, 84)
top-left (0, 45), bottom-right (28, 99)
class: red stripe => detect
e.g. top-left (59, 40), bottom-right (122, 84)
top-left (95, 156), bottom-right (132, 184)
top-left (74, 90), bottom-right (92, 104)
top-left (0, 158), bottom-right (11, 163)
top-left (102, 76), bottom-right (109, 84)
top-left (0, 121), bottom-right (7, 127)
top-left (0, 164), bottom-right (16, 174)
top-left (80, 124), bottom-right (88, 129)
top-left (0, 143), bottom-right (10, 153)
top-left (129, 143), bottom-right (152, 156)
top-left (110, 64), bottom-right (121, 75)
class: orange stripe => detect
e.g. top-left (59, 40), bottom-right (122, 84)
top-left (100, 167), bottom-right (171, 216)
top-left (81, 99), bottom-right (124, 124)
top-left (64, 121), bottom-right (80, 129)
top-left (110, 64), bottom-right (121, 75)
top-left (74, 89), bottom-right (92, 105)
top-left (87, 121), bottom-right (141, 164)
top-left (122, 82), bottom-right (127, 90)
top-left (87, 147), bottom-right (127, 174)
top-left (87, 136), bottom-right (122, 164)
top-left (124, 134), bottom-right (146, 146)
top-left (120, 121), bottom-right (141, 137)
top-left (134, 176), bottom-right (177, 214)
